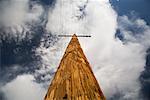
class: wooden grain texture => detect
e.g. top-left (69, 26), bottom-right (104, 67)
top-left (44, 34), bottom-right (106, 100)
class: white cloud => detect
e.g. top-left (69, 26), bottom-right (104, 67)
top-left (35, 37), bottom-right (70, 86)
top-left (1, 74), bottom-right (46, 100)
top-left (0, 0), bottom-right (44, 40)
top-left (118, 15), bottom-right (150, 47)
top-left (46, 0), bottom-right (89, 35)
top-left (26, 3), bottom-right (44, 23)
top-left (0, 0), bottom-right (29, 27)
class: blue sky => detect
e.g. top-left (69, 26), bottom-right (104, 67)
top-left (110, 0), bottom-right (150, 25)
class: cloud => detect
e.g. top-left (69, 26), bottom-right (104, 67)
top-left (46, 0), bottom-right (89, 35)
top-left (0, 0), bottom-right (44, 40)
top-left (0, 74), bottom-right (46, 100)
top-left (118, 15), bottom-right (150, 47)
top-left (0, 0), bottom-right (29, 27)
top-left (34, 36), bottom-right (69, 86)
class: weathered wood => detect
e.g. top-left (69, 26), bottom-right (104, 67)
top-left (45, 34), bottom-right (105, 100)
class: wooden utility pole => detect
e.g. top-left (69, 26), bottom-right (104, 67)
top-left (44, 34), bottom-right (105, 100)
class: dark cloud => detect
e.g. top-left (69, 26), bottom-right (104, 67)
top-left (140, 49), bottom-right (150, 100)
top-left (30, 0), bottom-right (56, 7)
top-left (0, 26), bottom-right (40, 83)
top-left (0, 91), bottom-right (6, 100)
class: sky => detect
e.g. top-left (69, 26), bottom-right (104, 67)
top-left (0, 0), bottom-right (150, 100)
